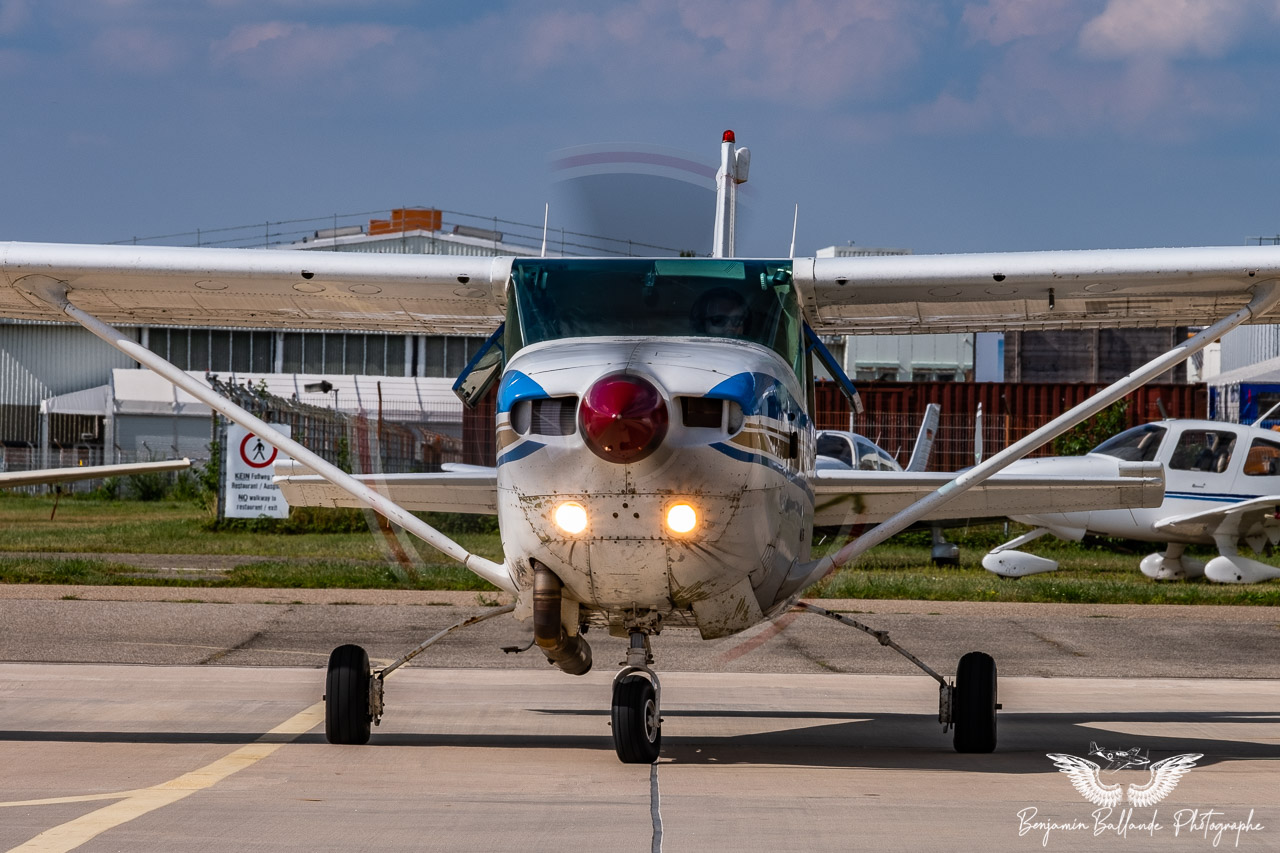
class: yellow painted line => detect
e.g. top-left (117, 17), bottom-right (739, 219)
top-left (4, 701), bottom-right (324, 853)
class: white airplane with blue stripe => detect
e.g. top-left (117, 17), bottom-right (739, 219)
top-left (984, 418), bottom-right (1280, 584)
top-left (5, 130), bottom-right (1280, 764)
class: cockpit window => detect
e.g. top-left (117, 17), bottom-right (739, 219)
top-left (1168, 429), bottom-right (1237, 473)
top-left (509, 258), bottom-right (802, 378)
top-left (1243, 436), bottom-right (1280, 476)
top-left (816, 434), bottom-right (852, 467)
top-left (1091, 424), bottom-right (1166, 462)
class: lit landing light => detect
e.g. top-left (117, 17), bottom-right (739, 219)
top-left (666, 502), bottom-right (698, 534)
top-left (553, 501), bottom-right (588, 535)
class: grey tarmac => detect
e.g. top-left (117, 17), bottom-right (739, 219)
top-left (0, 587), bottom-right (1278, 851)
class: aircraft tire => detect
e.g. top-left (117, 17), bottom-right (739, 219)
top-left (325, 644), bottom-right (372, 745)
top-left (953, 651), bottom-right (997, 754)
top-left (612, 675), bottom-right (661, 764)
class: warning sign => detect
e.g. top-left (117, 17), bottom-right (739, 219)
top-left (224, 423), bottom-right (291, 519)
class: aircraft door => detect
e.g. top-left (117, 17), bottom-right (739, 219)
top-left (1164, 425), bottom-right (1239, 493)
top-left (452, 323), bottom-right (505, 407)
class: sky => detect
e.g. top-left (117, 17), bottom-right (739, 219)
top-left (2, 0), bottom-right (1280, 256)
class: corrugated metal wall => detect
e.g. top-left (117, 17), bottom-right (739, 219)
top-left (0, 323), bottom-right (138, 445)
top-left (1219, 325), bottom-right (1280, 374)
top-left (456, 380), bottom-right (1204, 470)
top-left (1004, 329), bottom-right (1186, 383)
top-left (815, 380), bottom-right (1206, 472)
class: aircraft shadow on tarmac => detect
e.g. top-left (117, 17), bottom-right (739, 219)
top-left (6, 710), bottom-right (1275, 772)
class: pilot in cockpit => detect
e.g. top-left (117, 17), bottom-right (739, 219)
top-left (691, 287), bottom-right (749, 338)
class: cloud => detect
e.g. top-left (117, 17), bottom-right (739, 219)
top-left (906, 35), bottom-right (1254, 141)
top-left (209, 21), bottom-right (399, 84)
top-left (498, 0), bottom-right (944, 106)
top-left (89, 25), bottom-right (185, 74)
top-left (210, 21), bottom-right (299, 60)
top-left (1079, 0), bottom-right (1258, 59)
top-left (962, 0), bottom-right (1093, 47)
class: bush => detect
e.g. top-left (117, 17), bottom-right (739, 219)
top-left (85, 476), bottom-right (122, 501)
top-left (126, 470), bottom-right (172, 501)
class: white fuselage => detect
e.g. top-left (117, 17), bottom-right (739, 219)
top-left (494, 337), bottom-right (814, 638)
top-left (1012, 420), bottom-right (1280, 544)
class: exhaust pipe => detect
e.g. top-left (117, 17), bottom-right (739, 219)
top-left (533, 563), bottom-right (592, 675)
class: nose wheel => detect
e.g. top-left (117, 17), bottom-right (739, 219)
top-left (611, 631), bottom-right (662, 763)
top-left (612, 674), bottom-right (661, 763)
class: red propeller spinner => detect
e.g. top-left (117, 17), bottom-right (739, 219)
top-left (578, 374), bottom-right (669, 463)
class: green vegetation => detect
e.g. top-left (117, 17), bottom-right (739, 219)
top-left (810, 528), bottom-right (1280, 604)
top-left (2, 493), bottom-right (1279, 603)
top-left (0, 495), bottom-right (499, 558)
top-left (0, 555), bottom-right (496, 591)
top-left (1051, 399), bottom-right (1130, 456)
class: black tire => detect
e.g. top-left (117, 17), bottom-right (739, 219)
top-left (953, 651), bottom-right (997, 754)
top-left (612, 675), bottom-right (661, 764)
top-left (932, 555), bottom-right (960, 567)
top-left (325, 644), bottom-right (372, 745)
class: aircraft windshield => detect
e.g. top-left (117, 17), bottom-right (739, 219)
top-left (509, 259), bottom-right (802, 376)
top-left (1091, 424), bottom-right (1166, 462)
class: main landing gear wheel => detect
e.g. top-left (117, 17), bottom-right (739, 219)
top-left (325, 644), bottom-right (372, 746)
top-left (952, 651), bottom-right (997, 754)
top-left (612, 675), bottom-right (661, 764)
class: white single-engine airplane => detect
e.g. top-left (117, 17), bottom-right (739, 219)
top-left (983, 418), bottom-right (1280, 584)
top-left (3, 132), bottom-right (1280, 763)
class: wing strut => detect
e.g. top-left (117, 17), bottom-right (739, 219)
top-left (798, 280), bottom-right (1280, 587)
top-left (23, 279), bottom-right (514, 594)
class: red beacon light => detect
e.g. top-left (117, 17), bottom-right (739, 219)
top-left (578, 374), bottom-right (669, 463)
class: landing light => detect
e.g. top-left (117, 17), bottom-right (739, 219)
top-left (553, 501), bottom-right (589, 535)
top-left (666, 503), bottom-right (698, 534)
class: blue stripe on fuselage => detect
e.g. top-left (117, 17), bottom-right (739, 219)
top-left (496, 370), bottom-right (550, 414)
top-left (1164, 492), bottom-right (1265, 503)
top-left (497, 440), bottom-right (546, 466)
top-left (706, 372), bottom-right (809, 428)
top-left (710, 441), bottom-right (814, 504)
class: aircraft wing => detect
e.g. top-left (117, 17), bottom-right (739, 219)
top-left (1151, 495), bottom-right (1280, 542)
top-left (0, 458), bottom-right (190, 488)
top-left (4, 242), bottom-right (1280, 335)
top-left (0, 242), bottom-right (510, 334)
top-left (813, 463), bottom-right (1164, 527)
top-left (793, 245), bottom-right (1280, 334)
top-left (273, 461), bottom-right (497, 514)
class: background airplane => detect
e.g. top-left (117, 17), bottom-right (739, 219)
top-left (816, 405), bottom-right (961, 564)
top-left (983, 418), bottom-right (1280, 584)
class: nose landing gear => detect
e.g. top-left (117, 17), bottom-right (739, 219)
top-left (611, 631), bottom-right (662, 763)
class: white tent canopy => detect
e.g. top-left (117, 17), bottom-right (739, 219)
top-left (38, 370), bottom-right (462, 466)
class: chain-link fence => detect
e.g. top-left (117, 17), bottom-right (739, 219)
top-left (839, 411), bottom-right (1037, 471)
top-left (204, 375), bottom-right (463, 476)
top-left (1, 377), bottom-right (466, 495)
